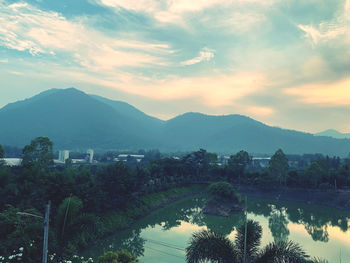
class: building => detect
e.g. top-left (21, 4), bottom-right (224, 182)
top-left (58, 150), bottom-right (70, 163)
top-left (2, 158), bottom-right (22, 166)
top-left (87, 149), bottom-right (94, 163)
top-left (115, 154), bottom-right (144, 163)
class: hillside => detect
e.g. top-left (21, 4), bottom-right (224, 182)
top-left (315, 129), bottom-right (350, 139)
top-left (0, 88), bottom-right (161, 150)
top-left (1, 88), bottom-right (350, 156)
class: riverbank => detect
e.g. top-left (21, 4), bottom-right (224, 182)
top-left (237, 185), bottom-right (350, 212)
top-left (93, 185), bottom-right (206, 241)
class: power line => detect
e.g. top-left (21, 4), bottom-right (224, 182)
top-left (144, 238), bottom-right (186, 251)
top-left (144, 245), bottom-right (185, 259)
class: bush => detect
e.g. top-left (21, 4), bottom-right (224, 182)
top-left (97, 250), bottom-right (138, 263)
top-left (209, 181), bottom-right (240, 202)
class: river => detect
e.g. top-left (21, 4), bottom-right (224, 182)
top-left (84, 195), bottom-right (350, 262)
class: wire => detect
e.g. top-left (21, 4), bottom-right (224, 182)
top-left (144, 245), bottom-right (185, 259)
top-left (144, 238), bottom-right (186, 251)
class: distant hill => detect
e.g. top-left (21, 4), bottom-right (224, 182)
top-left (0, 88), bottom-right (162, 150)
top-left (163, 113), bottom-right (350, 155)
top-left (1, 88), bottom-right (350, 156)
top-left (315, 129), bottom-right (350, 139)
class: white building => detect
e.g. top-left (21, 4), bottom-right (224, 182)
top-left (2, 158), bottom-right (22, 166)
top-left (58, 150), bottom-right (70, 163)
top-left (87, 149), bottom-right (94, 163)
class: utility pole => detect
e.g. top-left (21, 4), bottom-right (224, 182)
top-left (42, 201), bottom-right (50, 263)
top-left (17, 201), bottom-right (51, 263)
top-left (243, 196), bottom-right (247, 263)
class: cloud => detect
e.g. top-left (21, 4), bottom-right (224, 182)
top-left (181, 47), bottom-right (215, 66)
top-left (285, 78), bottom-right (350, 106)
top-left (298, 0), bottom-right (350, 46)
top-left (0, 58), bottom-right (8, 63)
top-left (58, 70), bottom-right (268, 107)
top-left (245, 106), bottom-right (275, 116)
top-left (94, 0), bottom-right (279, 27)
top-left (0, 1), bottom-right (173, 69)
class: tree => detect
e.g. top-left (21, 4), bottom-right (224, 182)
top-left (304, 161), bottom-right (325, 188)
top-left (228, 150), bottom-right (251, 184)
top-left (97, 250), bottom-right (138, 263)
top-left (186, 220), bottom-right (314, 263)
top-left (22, 137), bottom-right (54, 169)
top-left (0, 144), bottom-right (4, 159)
top-left (269, 149), bottom-right (289, 186)
top-left (209, 181), bottom-right (240, 202)
top-left (0, 144), bottom-right (4, 165)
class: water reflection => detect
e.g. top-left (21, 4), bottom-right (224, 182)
top-left (247, 198), bottom-right (349, 243)
top-left (268, 206), bottom-right (290, 243)
top-left (84, 195), bottom-right (350, 261)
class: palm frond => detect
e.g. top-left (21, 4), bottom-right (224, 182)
top-left (235, 220), bottom-right (262, 261)
top-left (256, 240), bottom-right (309, 263)
top-left (186, 229), bottom-right (237, 263)
top-left (310, 258), bottom-right (329, 263)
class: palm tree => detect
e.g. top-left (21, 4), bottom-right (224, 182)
top-left (186, 220), bottom-right (325, 263)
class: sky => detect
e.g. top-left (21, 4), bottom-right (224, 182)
top-left (1, 0), bottom-right (350, 133)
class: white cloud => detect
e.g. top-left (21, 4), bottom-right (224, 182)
top-left (0, 1), bottom-right (173, 69)
top-left (181, 47), bottom-right (215, 66)
top-left (94, 0), bottom-right (279, 28)
top-left (285, 78), bottom-right (350, 106)
top-left (60, 70), bottom-right (268, 107)
top-left (298, 1), bottom-right (350, 46)
top-left (0, 58), bottom-right (8, 63)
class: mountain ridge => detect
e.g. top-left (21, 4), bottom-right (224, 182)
top-left (1, 88), bottom-right (349, 156)
top-left (315, 129), bottom-right (350, 139)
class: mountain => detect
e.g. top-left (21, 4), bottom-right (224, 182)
top-left (315, 129), bottom-right (350, 139)
top-left (163, 113), bottom-right (350, 155)
top-left (0, 88), bottom-right (162, 150)
top-left (1, 88), bottom-right (350, 156)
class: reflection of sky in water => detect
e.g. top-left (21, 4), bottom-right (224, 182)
top-left (85, 196), bottom-right (350, 263)
top-left (139, 222), bottom-right (205, 263)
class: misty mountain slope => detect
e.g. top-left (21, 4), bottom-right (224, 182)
top-left (315, 129), bottom-right (350, 139)
top-left (0, 88), bottom-right (160, 149)
top-left (161, 112), bottom-right (350, 155)
top-left (1, 88), bottom-right (350, 156)
top-left (161, 113), bottom-right (264, 149)
top-left (90, 94), bottom-right (164, 127)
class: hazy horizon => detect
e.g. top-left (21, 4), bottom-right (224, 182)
top-left (1, 0), bottom-right (350, 133)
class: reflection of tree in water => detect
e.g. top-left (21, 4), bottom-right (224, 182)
top-left (248, 198), bottom-right (349, 243)
top-left (120, 230), bottom-right (146, 257)
top-left (268, 206), bottom-right (290, 243)
top-left (199, 211), bottom-right (245, 236)
top-left (86, 195), bottom-right (350, 258)
top-left (304, 224), bottom-right (329, 242)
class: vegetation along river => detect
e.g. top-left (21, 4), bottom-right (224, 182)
top-left (84, 195), bottom-right (350, 262)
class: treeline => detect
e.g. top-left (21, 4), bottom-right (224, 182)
top-left (1, 137), bottom-right (350, 262)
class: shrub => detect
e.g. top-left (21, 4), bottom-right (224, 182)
top-left (209, 181), bottom-right (240, 202)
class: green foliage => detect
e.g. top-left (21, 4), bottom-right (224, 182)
top-left (269, 149), bottom-right (289, 186)
top-left (209, 181), bottom-right (239, 201)
top-left (186, 221), bottom-right (312, 263)
top-left (0, 144), bottom-right (4, 159)
top-left (186, 229), bottom-right (237, 263)
top-left (56, 196), bottom-right (83, 242)
top-left (22, 137), bottom-right (54, 169)
top-left (96, 162), bottom-right (136, 210)
top-left (0, 205), bottom-right (44, 263)
top-left (256, 241), bottom-right (309, 263)
top-left (0, 138), bottom-right (348, 262)
top-left (97, 250), bottom-right (138, 263)
top-left (228, 150), bottom-right (251, 178)
top-left (235, 220), bottom-right (262, 262)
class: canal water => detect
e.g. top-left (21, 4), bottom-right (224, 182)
top-left (84, 195), bottom-right (350, 262)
